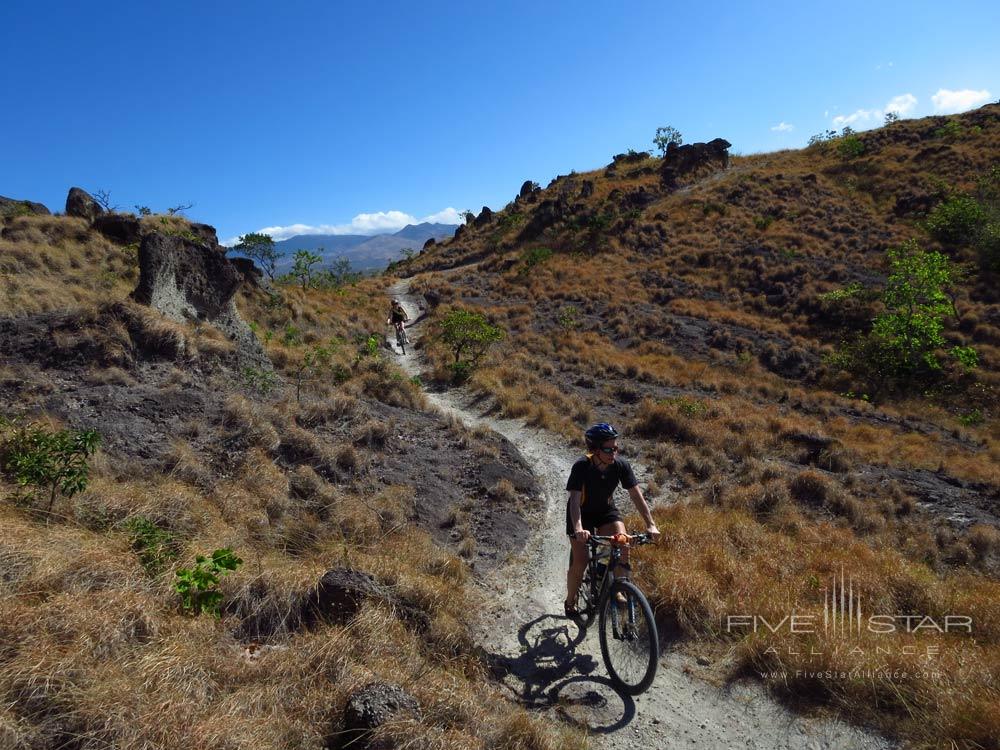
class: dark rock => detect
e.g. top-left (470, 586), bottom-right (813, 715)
top-left (0, 196), bottom-right (50, 217)
top-left (518, 198), bottom-right (568, 241)
top-left (422, 237), bottom-right (436, 250)
top-left (613, 150), bottom-right (649, 164)
top-left (474, 206), bottom-right (493, 227)
top-left (660, 138), bottom-right (732, 189)
top-left (131, 232), bottom-right (268, 369)
top-left (65, 187), bottom-right (104, 223)
top-left (132, 232), bottom-right (240, 319)
top-left (454, 224), bottom-right (466, 240)
top-left (93, 213), bottom-right (142, 245)
top-left (339, 682), bottom-right (420, 750)
top-left (580, 180), bottom-right (594, 198)
top-left (518, 180), bottom-right (539, 201)
top-left (189, 222), bottom-right (219, 246)
top-left (230, 257), bottom-right (262, 286)
top-left (423, 290), bottom-right (441, 308)
top-left (306, 567), bottom-right (431, 633)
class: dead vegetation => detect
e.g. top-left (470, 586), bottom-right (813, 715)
top-left (0, 213), bottom-right (579, 748)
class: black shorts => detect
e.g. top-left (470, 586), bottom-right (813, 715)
top-left (565, 502), bottom-right (623, 537)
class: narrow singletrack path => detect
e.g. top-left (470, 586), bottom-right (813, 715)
top-left (390, 280), bottom-right (893, 749)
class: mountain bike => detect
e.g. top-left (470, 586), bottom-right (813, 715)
top-left (391, 321), bottom-right (408, 354)
top-left (572, 532), bottom-right (659, 694)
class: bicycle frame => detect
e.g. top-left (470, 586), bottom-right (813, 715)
top-left (583, 533), bottom-right (649, 616)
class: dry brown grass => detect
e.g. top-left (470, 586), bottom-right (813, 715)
top-left (631, 503), bottom-right (999, 748)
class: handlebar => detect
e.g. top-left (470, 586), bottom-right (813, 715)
top-left (588, 532), bottom-right (653, 547)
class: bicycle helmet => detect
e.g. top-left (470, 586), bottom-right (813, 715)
top-left (585, 422), bottom-right (619, 449)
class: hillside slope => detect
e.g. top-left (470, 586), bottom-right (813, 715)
top-left (392, 105), bottom-right (1000, 747)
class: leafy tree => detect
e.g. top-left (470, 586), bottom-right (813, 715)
top-left (925, 197), bottom-right (988, 245)
top-left (827, 242), bottom-right (974, 397)
top-left (836, 135), bottom-right (865, 160)
top-left (0, 418), bottom-right (101, 515)
top-left (291, 249), bottom-right (323, 288)
top-left (134, 205), bottom-right (152, 216)
top-left (653, 126), bottom-right (683, 156)
top-left (871, 241), bottom-right (959, 373)
top-left (174, 548), bottom-right (243, 617)
top-left (233, 232), bottom-right (281, 280)
top-left (438, 309), bottom-right (505, 381)
top-left (884, 111), bottom-right (900, 126)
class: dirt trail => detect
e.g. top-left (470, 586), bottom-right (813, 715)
top-left (390, 281), bottom-right (893, 749)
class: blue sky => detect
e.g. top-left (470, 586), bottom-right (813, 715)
top-left (2, 1), bottom-right (997, 245)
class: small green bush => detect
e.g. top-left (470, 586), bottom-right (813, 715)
top-left (0, 418), bottom-right (100, 514)
top-left (174, 547), bottom-right (243, 617)
top-left (925, 197), bottom-right (988, 246)
top-left (836, 135), bottom-right (865, 160)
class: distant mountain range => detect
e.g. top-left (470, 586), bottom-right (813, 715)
top-left (273, 222), bottom-right (457, 272)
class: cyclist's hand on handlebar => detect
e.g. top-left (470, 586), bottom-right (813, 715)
top-left (574, 529), bottom-right (591, 542)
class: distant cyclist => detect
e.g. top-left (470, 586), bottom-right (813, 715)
top-left (387, 299), bottom-right (409, 337)
top-left (565, 423), bottom-right (660, 616)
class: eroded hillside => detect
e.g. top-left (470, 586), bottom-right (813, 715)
top-left (0, 202), bottom-right (577, 749)
top-left (393, 106), bottom-right (1000, 747)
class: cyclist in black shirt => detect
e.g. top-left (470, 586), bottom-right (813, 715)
top-left (565, 423), bottom-right (660, 616)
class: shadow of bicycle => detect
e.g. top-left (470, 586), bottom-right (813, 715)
top-left (485, 613), bottom-right (637, 734)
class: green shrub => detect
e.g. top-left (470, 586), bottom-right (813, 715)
top-left (925, 196), bottom-right (988, 246)
top-left (438, 309), bottom-right (505, 369)
top-left (978, 223), bottom-right (1000, 271)
top-left (520, 246), bottom-right (553, 272)
top-left (0, 418), bottom-right (100, 514)
top-left (836, 135), bottom-right (865, 160)
top-left (934, 120), bottom-right (964, 140)
top-left (174, 547), bottom-right (243, 617)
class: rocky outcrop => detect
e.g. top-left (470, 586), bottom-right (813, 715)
top-left (518, 180), bottom-right (540, 203)
top-left (518, 197), bottom-right (569, 241)
top-left (93, 213), bottom-right (142, 245)
top-left (131, 232), bottom-right (268, 368)
top-left (338, 682), bottom-right (420, 750)
top-left (473, 206), bottom-right (493, 227)
top-left (307, 568), bottom-right (430, 632)
top-left (65, 187), bottom-right (104, 223)
top-left (0, 196), bottom-right (50, 217)
top-left (660, 138), bottom-right (732, 188)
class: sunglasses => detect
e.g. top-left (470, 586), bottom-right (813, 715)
top-left (598, 446), bottom-right (620, 455)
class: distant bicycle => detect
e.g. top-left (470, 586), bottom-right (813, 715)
top-left (571, 532), bottom-right (659, 694)
top-left (391, 320), bottom-right (409, 354)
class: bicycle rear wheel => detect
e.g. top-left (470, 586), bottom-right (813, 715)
top-left (598, 579), bottom-right (658, 694)
top-left (396, 329), bottom-right (406, 354)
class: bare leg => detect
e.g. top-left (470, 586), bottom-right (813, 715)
top-left (597, 520), bottom-right (629, 576)
top-left (566, 537), bottom-right (589, 606)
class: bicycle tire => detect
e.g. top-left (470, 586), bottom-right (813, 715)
top-left (396, 329), bottom-right (406, 355)
top-left (598, 579), bottom-right (658, 694)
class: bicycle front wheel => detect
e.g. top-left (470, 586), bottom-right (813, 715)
top-left (598, 579), bottom-right (659, 694)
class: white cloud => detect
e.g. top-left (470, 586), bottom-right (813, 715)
top-left (222, 206), bottom-right (462, 245)
top-left (421, 207), bottom-right (463, 224)
top-left (771, 122), bottom-right (794, 132)
top-left (885, 93), bottom-right (917, 116)
top-left (932, 88), bottom-right (992, 114)
top-left (832, 108), bottom-right (877, 128)
top-left (830, 92), bottom-right (918, 130)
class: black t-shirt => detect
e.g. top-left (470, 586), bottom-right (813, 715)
top-left (566, 455), bottom-right (638, 522)
top-left (390, 307), bottom-right (407, 323)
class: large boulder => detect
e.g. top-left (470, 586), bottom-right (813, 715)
top-left (306, 568), bottom-right (430, 632)
top-left (339, 682), bottom-right (420, 750)
top-left (473, 206), bottom-right (493, 227)
top-left (0, 196), bottom-right (50, 217)
top-left (65, 187), bottom-right (105, 223)
top-left (131, 232), bottom-right (268, 368)
top-left (660, 138), bottom-right (732, 189)
top-left (93, 213), bottom-right (142, 245)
